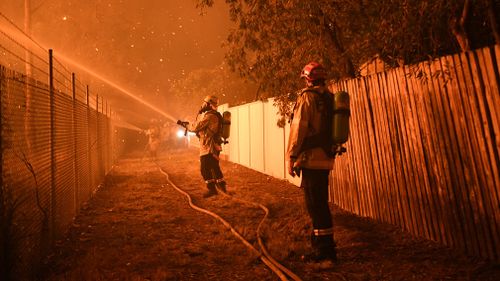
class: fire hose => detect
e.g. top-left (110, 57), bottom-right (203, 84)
top-left (156, 165), bottom-right (302, 281)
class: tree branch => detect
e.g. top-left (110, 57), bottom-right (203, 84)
top-left (451, 0), bottom-right (471, 51)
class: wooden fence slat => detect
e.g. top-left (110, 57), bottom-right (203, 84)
top-left (378, 72), bottom-right (407, 228)
top-left (355, 77), bottom-right (377, 218)
top-left (377, 72), bottom-right (401, 226)
top-left (457, 51), bottom-right (493, 258)
top-left (405, 63), bottom-right (449, 244)
top-left (426, 60), bottom-right (463, 249)
top-left (477, 49), bottom-right (500, 254)
top-left (431, 58), bottom-right (468, 251)
top-left (374, 73), bottom-right (400, 225)
top-left (344, 80), bottom-right (363, 215)
top-left (448, 53), bottom-right (484, 257)
top-left (476, 48), bottom-right (500, 190)
top-left (395, 67), bottom-right (440, 241)
top-left (406, 66), bottom-right (435, 236)
top-left (394, 67), bottom-right (434, 236)
top-left (480, 47), bottom-right (500, 155)
top-left (361, 77), bottom-right (384, 221)
top-left (367, 76), bottom-right (392, 223)
top-left (443, 53), bottom-right (494, 255)
top-left (467, 50), bottom-right (499, 260)
top-left (353, 78), bottom-right (378, 218)
top-left (385, 69), bottom-right (413, 232)
top-left (354, 78), bottom-right (375, 217)
top-left (340, 81), bottom-right (354, 212)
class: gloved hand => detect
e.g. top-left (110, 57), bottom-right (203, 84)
top-left (176, 120), bottom-right (189, 127)
top-left (288, 158), bottom-right (300, 177)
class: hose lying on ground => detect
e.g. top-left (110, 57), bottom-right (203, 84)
top-left (220, 192), bottom-right (303, 281)
top-left (156, 164), bottom-right (302, 281)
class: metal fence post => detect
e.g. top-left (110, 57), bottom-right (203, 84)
top-left (109, 106), bottom-right (114, 163)
top-left (96, 95), bottom-right (100, 179)
top-left (0, 67), bottom-right (3, 216)
top-left (48, 49), bottom-right (55, 244)
top-left (86, 86), bottom-right (92, 196)
top-left (72, 73), bottom-right (78, 214)
top-left (105, 100), bottom-right (109, 173)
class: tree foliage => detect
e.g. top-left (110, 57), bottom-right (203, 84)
top-left (196, 0), bottom-right (499, 118)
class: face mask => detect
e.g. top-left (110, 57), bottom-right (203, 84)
top-left (198, 102), bottom-right (211, 114)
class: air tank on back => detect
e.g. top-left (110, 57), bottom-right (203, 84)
top-left (221, 111), bottom-right (231, 143)
top-left (332, 91), bottom-right (350, 144)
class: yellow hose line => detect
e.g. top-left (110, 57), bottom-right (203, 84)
top-left (157, 166), bottom-right (290, 281)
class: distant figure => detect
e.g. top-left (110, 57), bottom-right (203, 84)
top-left (144, 119), bottom-right (161, 160)
top-left (188, 95), bottom-right (227, 198)
top-left (287, 62), bottom-right (337, 265)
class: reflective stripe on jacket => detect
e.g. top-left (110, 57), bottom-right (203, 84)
top-left (287, 85), bottom-right (334, 170)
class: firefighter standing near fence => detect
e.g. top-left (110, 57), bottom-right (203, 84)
top-left (181, 95), bottom-right (227, 198)
top-left (287, 62), bottom-right (340, 266)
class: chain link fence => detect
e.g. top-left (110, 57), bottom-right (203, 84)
top-left (0, 16), bottom-right (136, 279)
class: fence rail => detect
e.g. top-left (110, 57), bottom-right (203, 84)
top-left (222, 45), bottom-right (500, 262)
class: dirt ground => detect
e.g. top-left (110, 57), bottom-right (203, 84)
top-left (39, 148), bottom-right (499, 281)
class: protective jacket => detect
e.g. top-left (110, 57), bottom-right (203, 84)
top-left (287, 85), bottom-right (335, 170)
top-left (190, 110), bottom-right (222, 156)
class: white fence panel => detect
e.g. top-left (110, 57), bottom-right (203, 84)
top-left (237, 105), bottom-right (251, 167)
top-left (222, 99), bottom-right (300, 187)
top-left (249, 102), bottom-right (265, 172)
top-left (263, 100), bottom-right (285, 179)
top-left (228, 106), bottom-right (239, 163)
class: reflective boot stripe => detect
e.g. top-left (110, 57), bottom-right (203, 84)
top-left (205, 179), bottom-right (216, 184)
top-left (313, 227), bottom-right (334, 236)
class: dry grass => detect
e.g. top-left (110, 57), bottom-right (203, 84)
top-left (38, 148), bottom-right (500, 281)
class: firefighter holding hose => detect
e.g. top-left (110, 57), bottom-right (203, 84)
top-left (177, 95), bottom-right (228, 198)
top-left (287, 61), bottom-right (350, 265)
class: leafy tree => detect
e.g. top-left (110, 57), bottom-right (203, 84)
top-left (196, 0), bottom-right (499, 119)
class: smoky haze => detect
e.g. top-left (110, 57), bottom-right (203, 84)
top-left (0, 0), bottom-right (233, 128)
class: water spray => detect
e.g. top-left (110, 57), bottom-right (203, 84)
top-left (0, 12), bottom-right (178, 124)
top-left (54, 53), bottom-right (178, 123)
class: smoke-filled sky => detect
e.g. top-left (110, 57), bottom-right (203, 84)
top-left (0, 0), bottom-right (233, 125)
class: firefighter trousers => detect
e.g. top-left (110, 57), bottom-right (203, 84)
top-left (301, 168), bottom-right (336, 254)
top-left (200, 153), bottom-right (225, 190)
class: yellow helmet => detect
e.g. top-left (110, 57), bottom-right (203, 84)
top-left (204, 95), bottom-right (219, 106)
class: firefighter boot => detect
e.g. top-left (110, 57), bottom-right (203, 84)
top-left (302, 232), bottom-right (337, 263)
top-left (216, 179), bottom-right (227, 193)
top-left (203, 182), bottom-right (218, 198)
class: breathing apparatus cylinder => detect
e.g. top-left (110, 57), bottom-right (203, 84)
top-left (221, 111), bottom-right (231, 141)
top-left (332, 91), bottom-right (350, 144)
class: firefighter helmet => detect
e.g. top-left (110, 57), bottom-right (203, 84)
top-left (300, 62), bottom-right (327, 81)
top-left (204, 95), bottom-right (219, 106)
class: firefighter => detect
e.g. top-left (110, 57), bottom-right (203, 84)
top-left (189, 95), bottom-right (227, 198)
top-left (287, 62), bottom-right (337, 264)
top-left (144, 119), bottom-right (161, 160)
